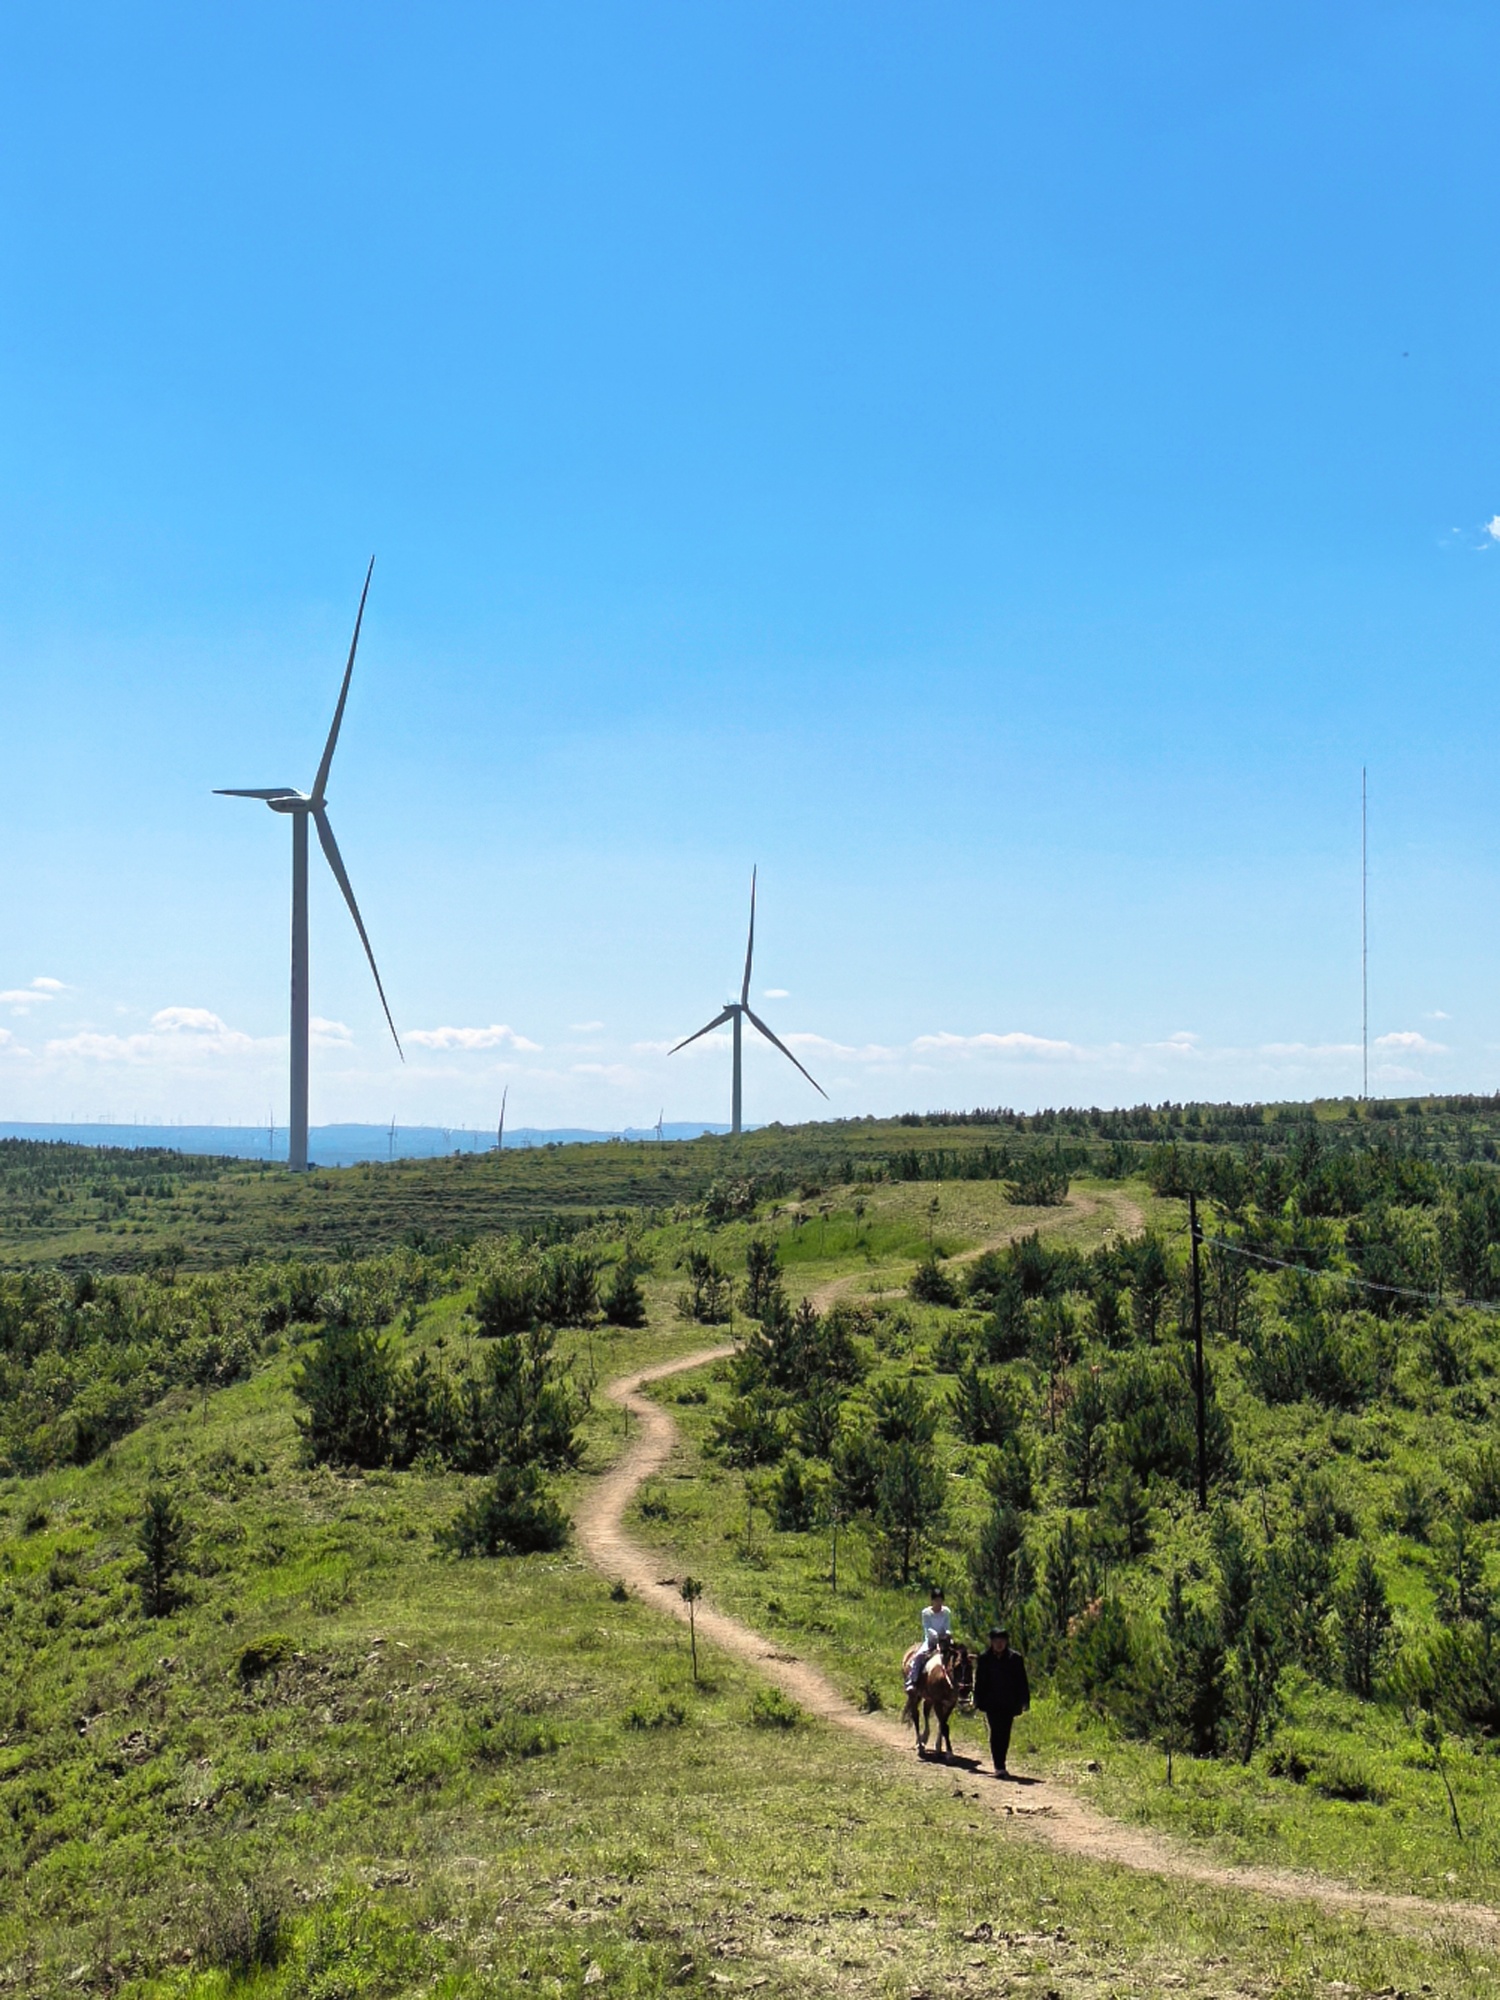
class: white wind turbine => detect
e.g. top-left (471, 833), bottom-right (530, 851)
top-left (216, 559), bottom-right (402, 1171)
top-left (671, 867), bottom-right (825, 1137)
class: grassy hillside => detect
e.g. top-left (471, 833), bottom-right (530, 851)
top-left (6, 1104), bottom-right (1500, 1995)
top-left (8, 1088), bottom-right (1500, 1272)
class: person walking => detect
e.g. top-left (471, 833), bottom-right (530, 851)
top-left (972, 1626), bottom-right (1030, 1777)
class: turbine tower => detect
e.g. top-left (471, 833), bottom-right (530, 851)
top-left (670, 867), bottom-right (826, 1136)
top-left (216, 559), bottom-right (402, 1172)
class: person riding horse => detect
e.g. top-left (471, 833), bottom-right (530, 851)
top-left (904, 1585), bottom-right (951, 1696)
top-left (902, 1586), bottom-right (971, 1758)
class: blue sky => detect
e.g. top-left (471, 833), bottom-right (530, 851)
top-left (3, 3), bottom-right (1499, 1129)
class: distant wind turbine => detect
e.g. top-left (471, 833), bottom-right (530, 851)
top-left (670, 867), bottom-right (826, 1137)
top-left (655, 1108), bottom-right (664, 1143)
top-left (497, 1085), bottom-right (508, 1154)
top-left (216, 559), bottom-right (402, 1172)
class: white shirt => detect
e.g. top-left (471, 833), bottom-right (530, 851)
top-left (920, 1604), bottom-right (951, 1648)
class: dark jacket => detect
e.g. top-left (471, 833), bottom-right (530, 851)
top-left (973, 1645), bottom-right (1030, 1718)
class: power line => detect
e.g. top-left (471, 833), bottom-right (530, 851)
top-left (1201, 1230), bottom-right (1500, 1317)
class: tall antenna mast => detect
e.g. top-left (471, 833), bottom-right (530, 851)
top-left (1361, 766), bottom-right (1368, 1103)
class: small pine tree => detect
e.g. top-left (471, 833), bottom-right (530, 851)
top-left (1061, 1368), bottom-right (1109, 1506)
top-left (1097, 1465), bottom-right (1153, 1558)
top-left (602, 1265), bottom-right (647, 1328)
top-left (743, 1240), bottom-right (783, 1322)
top-left (908, 1256), bottom-right (959, 1307)
top-left (1338, 1549), bottom-right (1393, 1699)
top-left (951, 1362), bottom-right (1017, 1448)
top-left (1146, 1569), bottom-right (1226, 1776)
top-left (680, 1576), bottom-right (703, 1682)
top-left (875, 1440), bottom-right (946, 1585)
top-left (440, 1462), bottom-right (569, 1558)
top-left (137, 1484), bottom-right (185, 1619)
top-left (967, 1496), bottom-right (1032, 1626)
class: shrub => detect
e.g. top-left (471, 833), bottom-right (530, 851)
top-left (236, 1634), bottom-right (295, 1686)
top-left (440, 1462), bottom-right (569, 1558)
top-left (1005, 1154), bottom-right (1070, 1206)
top-left (771, 1454), bottom-right (818, 1532)
top-left (711, 1396), bottom-right (784, 1467)
top-left (1313, 1752), bottom-right (1384, 1803)
top-left (749, 1687), bottom-right (801, 1729)
top-left (194, 1877), bottom-right (289, 1977)
top-left (1396, 1622), bottom-right (1500, 1736)
top-left (1244, 1316), bottom-right (1367, 1410)
top-left (468, 1713), bottom-right (559, 1761)
top-left (1465, 1444), bottom-right (1500, 1523)
top-left (909, 1256), bottom-right (959, 1306)
top-left (623, 1701), bottom-right (685, 1731)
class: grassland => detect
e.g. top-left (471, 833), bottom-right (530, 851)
top-left (7, 1088), bottom-right (1500, 1271)
top-left (4, 1109), bottom-right (1500, 1996)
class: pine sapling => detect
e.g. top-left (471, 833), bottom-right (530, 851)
top-left (680, 1575), bottom-right (703, 1682)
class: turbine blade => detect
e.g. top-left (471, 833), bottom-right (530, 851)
top-left (740, 865), bottom-right (757, 1005)
top-left (311, 555), bottom-right (375, 805)
top-left (670, 1007), bottom-right (735, 1055)
top-left (744, 1005), bottom-right (827, 1098)
top-left (214, 787), bottom-right (301, 799)
top-left (312, 805), bottom-right (404, 1059)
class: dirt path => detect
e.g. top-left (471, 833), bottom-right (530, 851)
top-left (804, 1185), bottom-right (1145, 1316)
top-left (576, 1339), bottom-right (1500, 1945)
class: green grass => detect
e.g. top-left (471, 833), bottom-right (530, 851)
top-left (3, 1308), bottom-right (1497, 2000)
top-left (9, 1119), bottom-right (1500, 1993)
top-left (627, 1181), bottom-right (1500, 1908)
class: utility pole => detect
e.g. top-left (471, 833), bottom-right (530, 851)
top-left (1189, 1189), bottom-right (1208, 1513)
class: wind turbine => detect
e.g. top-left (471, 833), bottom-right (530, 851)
top-left (670, 867), bottom-right (826, 1137)
top-left (496, 1085), bottom-right (508, 1154)
top-left (216, 559), bottom-right (402, 1172)
top-left (655, 1108), bottom-right (664, 1143)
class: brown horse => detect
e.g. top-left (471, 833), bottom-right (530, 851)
top-left (902, 1642), bottom-right (966, 1759)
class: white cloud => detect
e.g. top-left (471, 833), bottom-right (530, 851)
top-left (910, 1030), bottom-right (1085, 1061)
top-left (570, 1062), bottom-right (636, 1085)
top-left (570, 1020), bottom-right (605, 1034)
top-left (0, 976), bottom-right (67, 1015)
top-left (152, 1006), bottom-right (233, 1035)
top-left (1426, 1010), bottom-right (1451, 1021)
top-left (406, 1023), bottom-right (542, 1053)
top-left (1375, 1029), bottom-right (1447, 1055)
top-left (312, 1017), bottom-right (354, 1045)
top-left (48, 1007), bottom-right (259, 1062)
top-left (1487, 516), bottom-right (1500, 543)
top-left (763, 989), bottom-right (789, 1000)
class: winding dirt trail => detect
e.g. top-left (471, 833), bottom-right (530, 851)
top-left (577, 1258), bottom-right (1500, 1942)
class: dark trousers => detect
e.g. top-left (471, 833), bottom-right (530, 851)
top-left (986, 1711), bottom-right (1014, 1771)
